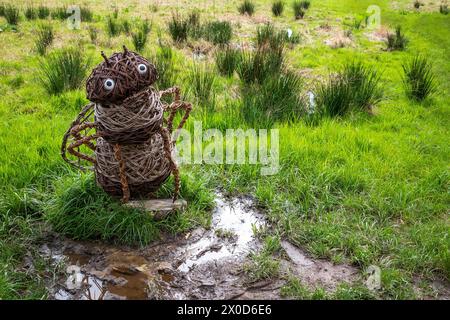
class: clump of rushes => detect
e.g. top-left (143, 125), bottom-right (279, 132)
top-left (188, 63), bottom-right (216, 105)
top-left (414, 0), bottom-right (422, 9)
top-left (80, 7), bottom-right (93, 22)
top-left (132, 22), bottom-right (149, 53)
top-left (315, 61), bottom-right (383, 117)
top-left (272, 1), bottom-right (284, 16)
top-left (292, 1), bottom-right (306, 19)
top-left (51, 7), bottom-right (68, 20)
top-left (440, 4), bottom-right (449, 14)
top-left (4, 5), bottom-right (20, 25)
top-left (241, 70), bottom-right (304, 126)
top-left (300, 0), bottom-right (311, 9)
top-left (39, 47), bottom-right (91, 95)
top-left (188, 10), bottom-right (200, 27)
top-left (0, 3), bottom-right (5, 17)
top-left (121, 19), bottom-right (131, 35)
top-left (238, 0), bottom-right (255, 16)
top-left (256, 23), bottom-right (284, 49)
top-left (153, 41), bottom-right (177, 90)
top-left (402, 55), bottom-right (436, 101)
top-left (88, 25), bottom-right (98, 44)
top-left (342, 61), bottom-right (382, 111)
top-left (105, 15), bottom-right (120, 37)
top-left (168, 13), bottom-right (189, 43)
top-left (25, 6), bottom-right (37, 20)
top-left (204, 21), bottom-right (233, 46)
top-left (35, 23), bottom-right (54, 56)
top-left (142, 19), bottom-right (152, 34)
top-left (215, 46), bottom-right (240, 77)
top-left (37, 5), bottom-right (50, 19)
top-left (386, 25), bottom-right (408, 51)
top-left (236, 46), bottom-right (285, 84)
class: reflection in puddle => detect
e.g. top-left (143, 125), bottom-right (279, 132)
top-left (177, 195), bottom-right (265, 272)
top-left (45, 193), bottom-right (272, 300)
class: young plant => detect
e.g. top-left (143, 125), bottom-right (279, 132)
top-left (386, 25), bottom-right (408, 51)
top-left (80, 7), bottom-right (93, 22)
top-left (204, 21), bottom-right (233, 46)
top-left (188, 63), bottom-right (216, 104)
top-left (168, 13), bottom-right (189, 43)
top-left (132, 30), bottom-right (147, 52)
top-left (51, 7), bottom-right (68, 20)
top-left (292, 1), bottom-right (306, 19)
top-left (237, 47), bottom-right (285, 84)
top-left (238, 0), bottom-right (255, 16)
top-left (38, 47), bottom-right (91, 95)
top-left (402, 55), bottom-right (436, 101)
top-left (35, 24), bottom-right (54, 56)
top-left (25, 6), bottom-right (37, 20)
top-left (241, 70), bottom-right (304, 126)
top-left (272, 1), bottom-right (284, 16)
top-left (4, 5), bottom-right (20, 25)
top-left (105, 16), bottom-right (120, 37)
top-left (343, 61), bottom-right (382, 110)
top-left (215, 46), bottom-right (240, 77)
top-left (88, 26), bottom-right (98, 44)
top-left (37, 6), bottom-right (50, 19)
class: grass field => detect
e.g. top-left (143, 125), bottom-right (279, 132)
top-left (0, 0), bottom-right (448, 299)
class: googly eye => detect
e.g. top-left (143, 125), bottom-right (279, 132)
top-left (103, 78), bottom-right (115, 91)
top-left (137, 64), bottom-right (148, 75)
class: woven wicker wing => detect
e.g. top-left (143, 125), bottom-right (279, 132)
top-left (61, 103), bottom-right (98, 171)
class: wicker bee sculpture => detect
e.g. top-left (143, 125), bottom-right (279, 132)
top-left (61, 46), bottom-right (191, 203)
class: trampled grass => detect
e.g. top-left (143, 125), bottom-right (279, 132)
top-left (0, 0), bottom-right (448, 300)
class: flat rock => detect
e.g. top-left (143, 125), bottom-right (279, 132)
top-left (125, 199), bottom-right (187, 220)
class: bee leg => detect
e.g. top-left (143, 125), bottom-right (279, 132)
top-left (113, 144), bottom-right (130, 203)
top-left (161, 128), bottom-right (180, 202)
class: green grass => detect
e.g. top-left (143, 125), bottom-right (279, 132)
top-left (24, 6), bottom-right (37, 21)
top-left (37, 6), bottom-right (50, 19)
top-left (4, 4), bottom-right (19, 25)
top-left (215, 46), bottom-right (240, 77)
top-left (38, 47), bottom-right (91, 95)
top-left (35, 24), bottom-right (54, 56)
top-left (238, 0), bottom-right (255, 16)
top-left (168, 13), bottom-right (189, 43)
top-left (203, 21), bottom-right (233, 46)
top-left (0, 0), bottom-right (449, 300)
top-left (272, 1), bottom-right (285, 16)
top-left (105, 15), bottom-right (120, 37)
top-left (402, 55), bottom-right (437, 102)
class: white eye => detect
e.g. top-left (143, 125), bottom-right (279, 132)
top-left (103, 78), bottom-right (115, 91)
top-left (137, 64), bottom-right (147, 74)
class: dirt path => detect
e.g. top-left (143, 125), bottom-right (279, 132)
top-left (40, 194), bottom-right (359, 300)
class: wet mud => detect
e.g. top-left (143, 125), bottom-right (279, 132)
top-left (40, 193), bottom-right (359, 300)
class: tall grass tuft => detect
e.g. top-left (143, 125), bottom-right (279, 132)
top-left (25, 6), bottom-right (37, 20)
top-left (440, 4), bottom-right (449, 14)
top-left (88, 26), bottom-right (98, 44)
top-left (402, 55), bottom-right (436, 101)
top-left (153, 41), bottom-right (178, 90)
top-left (142, 19), bottom-right (152, 34)
top-left (342, 61), bottom-right (382, 110)
top-left (4, 5), bottom-right (20, 25)
top-left (168, 13), bottom-right (189, 43)
top-left (315, 61), bottom-right (383, 117)
top-left (272, 1), bottom-right (284, 16)
top-left (188, 63), bottom-right (216, 104)
top-left (132, 30), bottom-right (147, 52)
top-left (238, 0), bottom-right (255, 16)
top-left (35, 24), bottom-right (54, 56)
top-left (299, 0), bottom-right (311, 9)
top-left (51, 7), bottom-right (68, 20)
top-left (386, 25), bottom-right (408, 51)
top-left (292, 1), bottom-right (307, 19)
top-left (237, 47), bottom-right (285, 84)
top-left (37, 5), bottom-right (50, 19)
top-left (187, 10), bottom-right (203, 39)
top-left (38, 47), bottom-right (90, 95)
top-left (0, 3), bottom-right (5, 17)
top-left (204, 21), bottom-right (233, 46)
top-left (121, 19), bottom-right (131, 35)
top-left (105, 16), bottom-right (120, 37)
top-left (241, 70), bottom-right (304, 126)
top-left (215, 46), bottom-right (240, 77)
top-left (80, 7), bottom-right (93, 22)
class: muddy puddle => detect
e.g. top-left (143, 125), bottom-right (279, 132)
top-left (40, 193), bottom-right (359, 300)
